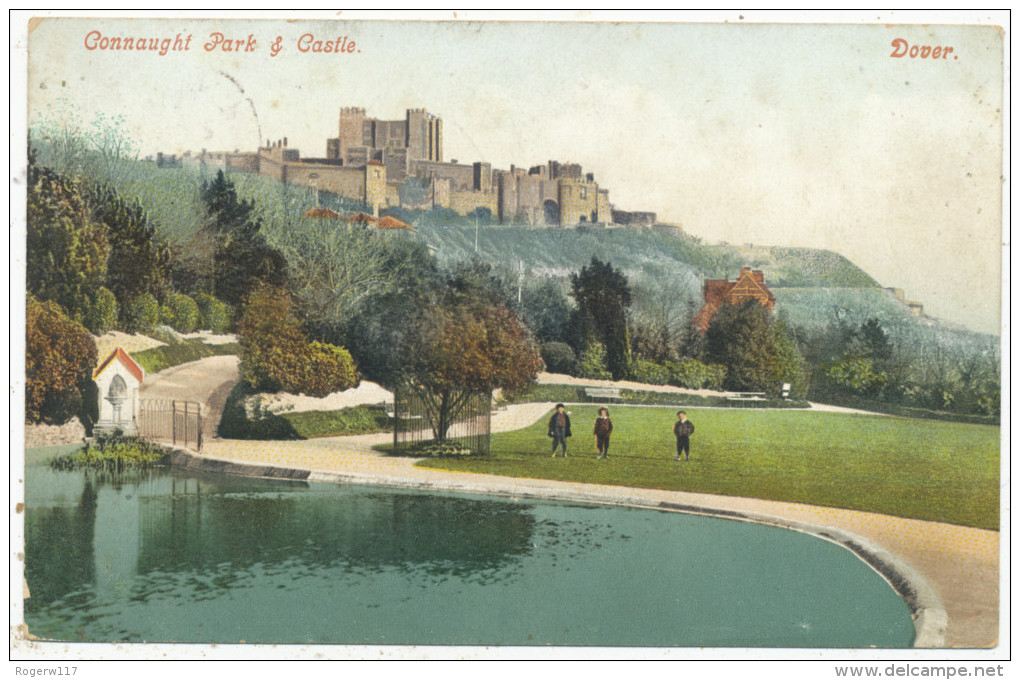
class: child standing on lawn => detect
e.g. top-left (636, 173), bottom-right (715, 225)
top-left (594, 407), bottom-right (613, 459)
top-left (673, 410), bottom-right (695, 461)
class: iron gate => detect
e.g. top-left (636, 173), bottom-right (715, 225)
top-left (138, 399), bottom-right (203, 451)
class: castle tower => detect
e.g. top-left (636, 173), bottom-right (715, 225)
top-left (406, 108), bottom-right (442, 163)
top-left (336, 106), bottom-right (367, 162)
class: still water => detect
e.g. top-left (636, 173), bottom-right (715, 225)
top-left (23, 448), bottom-right (915, 647)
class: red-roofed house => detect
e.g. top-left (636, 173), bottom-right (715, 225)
top-left (692, 267), bottom-right (776, 334)
top-left (93, 347), bottom-right (145, 433)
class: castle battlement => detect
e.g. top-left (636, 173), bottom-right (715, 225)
top-left (252, 105), bottom-right (621, 227)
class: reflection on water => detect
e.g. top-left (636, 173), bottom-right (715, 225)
top-left (23, 460), bottom-right (915, 647)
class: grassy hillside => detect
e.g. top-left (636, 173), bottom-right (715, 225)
top-left (90, 161), bottom-right (991, 355)
top-left (773, 287), bottom-right (997, 350)
top-left (714, 245), bottom-right (879, 287)
top-left (412, 222), bottom-right (879, 290)
top-left (92, 161), bottom-right (879, 291)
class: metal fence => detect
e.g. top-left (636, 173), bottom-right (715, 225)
top-left (392, 386), bottom-right (491, 456)
top-left (138, 399), bottom-right (203, 451)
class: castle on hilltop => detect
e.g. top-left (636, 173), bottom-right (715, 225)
top-left (184, 106), bottom-right (661, 228)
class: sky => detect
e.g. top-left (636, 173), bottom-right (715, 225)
top-left (20, 11), bottom-right (1007, 334)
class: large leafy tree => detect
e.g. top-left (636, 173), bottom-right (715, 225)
top-left (400, 298), bottom-right (543, 442)
top-left (279, 224), bottom-right (436, 336)
top-left (569, 256), bottom-right (632, 380)
top-left (236, 287), bottom-right (358, 398)
top-left (27, 161), bottom-right (109, 326)
top-left (26, 296), bottom-right (99, 428)
top-left (201, 170), bottom-right (288, 307)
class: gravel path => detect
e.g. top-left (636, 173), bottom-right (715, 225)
top-left (139, 355), bottom-right (240, 440)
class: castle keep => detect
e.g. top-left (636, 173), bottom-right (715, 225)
top-left (215, 107), bottom-right (619, 227)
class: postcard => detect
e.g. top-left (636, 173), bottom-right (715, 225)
top-left (11, 10), bottom-right (1008, 669)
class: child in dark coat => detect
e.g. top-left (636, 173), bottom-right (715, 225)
top-left (548, 403), bottom-right (572, 457)
top-left (593, 407), bottom-right (613, 459)
top-left (673, 410), bottom-right (695, 461)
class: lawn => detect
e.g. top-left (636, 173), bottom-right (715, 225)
top-left (133, 339), bottom-right (240, 374)
top-left (417, 406), bottom-right (1000, 530)
top-left (281, 406), bottom-right (391, 438)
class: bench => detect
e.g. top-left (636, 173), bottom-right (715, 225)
top-left (585, 387), bottom-right (622, 402)
top-left (383, 403), bottom-right (423, 421)
top-left (725, 392), bottom-right (767, 408)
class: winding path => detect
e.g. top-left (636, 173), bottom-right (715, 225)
top-left (139, 355), bottom-right (240, 440)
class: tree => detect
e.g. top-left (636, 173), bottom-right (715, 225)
top-left (276, 220), bottom-right (431, 332)
top-left (629, 271), bottom-right (699, 362)
top-left (400, 299), bottom-right (542, 442)
top-left (853, 318), bottom-right (893, 363)
top-left (30, 105), bottom-right (140, 185)
top-left (569, 256), bottom-right (632, 379)
top-left (236, 287), bottom-right (359, 397)
top-left (772, 318), bottom-right (807, 397)
top-left (201, 170), bottom-right (288, 308)
top-left (706, 300), bottom-right (796, 393)
top-left (576, 340), bottom-right (612, 380)
top-left (83, 286), bottom-right (118, 335)
top-left (27, 161), bottom-right (109, 325)
top-left (521, 278), bottom-right (573, 344)
top-left (87, 183), bottom-right (173, 314)
top-left (26, 297), bottom-right (99, 427)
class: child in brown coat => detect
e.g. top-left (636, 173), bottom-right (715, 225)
top-left (593, 407), bottom-right (613, 459)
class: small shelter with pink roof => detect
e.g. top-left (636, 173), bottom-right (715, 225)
top-left (93, 347), bottom-right (145, 434)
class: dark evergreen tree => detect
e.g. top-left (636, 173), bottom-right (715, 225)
top-left (853, 318), bottom-right (893, 363)
top-left (569, 256), bottom-right (633, 380)
top-left (705, 299), bottom-right (803, 394)
top-left (86, 183), bottom-right (173, 315)
top-left (200, 170), bottom-right (288, 307)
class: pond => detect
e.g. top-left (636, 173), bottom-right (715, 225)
top-left (22, 449), bottom-right (915, 647)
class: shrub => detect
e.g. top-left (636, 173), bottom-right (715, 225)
top-left (665, 358), bottom-right (727, 390)
top-left (825, 357), bottom-right (888, 398)
top-left (194, 292), bottom-right (233, 333)
top-left (237, 287), bottom-right (359, 396)
top-left (281, 406), bottom-right (391, 439)
top-left (540, 341), bottom-right (577, 375)
top-left (408, 440), bottom-right (474, 457)
top-left (629, 358), bottom-right (671, 386)
top-left (83, 287), bottom-right (118, 334)
top-left (50, 432), bottom-right (172, 470)
top-left (26, 297), bottom-right (99, 426)
top-left (576, 341), bottom-right (612, 380)
top-left (145, 324), bottom-right (182, 345)
top-left (124, 293), bottom-right (160, 333)
top-left (217, 383), bottom-right (302, 440)
top-left (300, 342), bottom-right (360, 398)
top-left (161, 293), bottom-right (200, 333)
